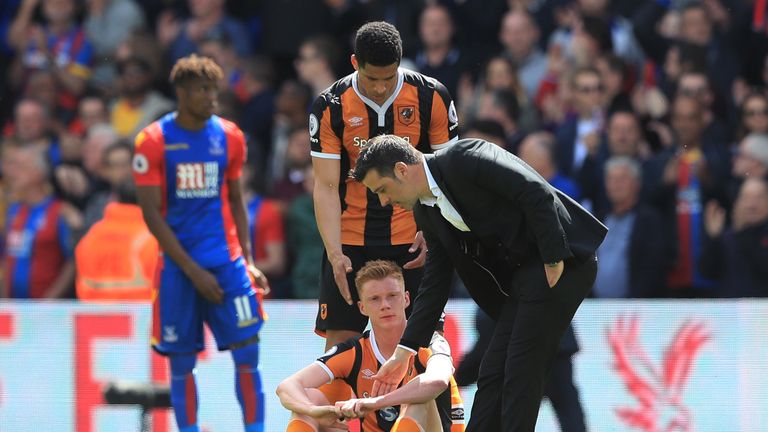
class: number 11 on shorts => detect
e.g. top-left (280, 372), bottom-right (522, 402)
top-left (234, 295), bottom-right (259, 328)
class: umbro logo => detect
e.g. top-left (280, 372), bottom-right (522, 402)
top-left (361, 368), bottom-right (375, 379)
top-left (348, 116), bottom-right (364, 127)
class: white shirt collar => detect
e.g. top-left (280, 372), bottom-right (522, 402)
top-left (351, 68), bottom-right (405, 127)
top-left (419, 156), bottom-right (440, 207)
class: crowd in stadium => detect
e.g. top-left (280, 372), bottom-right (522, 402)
top-left (0, 0), bottom-right (767, 301)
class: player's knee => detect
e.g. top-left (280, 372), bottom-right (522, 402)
top-left (391, 416), bottom-right (425, 432)
top-left (231, 342), bottom-right (260, 368)
top-left (286, 416), bottom-right (318, 432)
top-left (305, 388), bottom-right (331, 406)
top-left (169, 353), bottom-right (197, 377)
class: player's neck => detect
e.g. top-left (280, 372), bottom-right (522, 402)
top-left (373, 322), bottom-right (406, 358)
top-left (175, 111), bottom-right (209, 131)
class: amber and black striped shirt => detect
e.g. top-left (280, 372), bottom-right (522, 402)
top-left (310, 68), bottom-right (459, 246)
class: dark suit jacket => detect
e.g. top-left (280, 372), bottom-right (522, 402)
top-left (400, 139), bottom-right (608, 350)
top-left (595, 204), bottom-right (671, 298)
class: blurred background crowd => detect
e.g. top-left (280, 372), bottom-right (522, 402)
top-left (0, 0), bottom-right (766, 302)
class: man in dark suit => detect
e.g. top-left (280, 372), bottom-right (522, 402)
top-left (350, 135), bottom-right (607, 431)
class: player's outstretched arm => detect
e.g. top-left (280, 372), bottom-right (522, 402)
top-left (136, 185), bottom-right (223, 303)
top-left (312, 157), bottom-right (354, 304)
top-left (276, 364), bottom-right (341, 418)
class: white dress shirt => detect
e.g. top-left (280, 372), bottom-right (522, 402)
top-left (419, 157), bottom-right (470, 232)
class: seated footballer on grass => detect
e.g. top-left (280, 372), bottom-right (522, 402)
top-left (276, 260), bottom-right (465, 432)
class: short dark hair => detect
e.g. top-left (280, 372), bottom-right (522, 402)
top-left (303, 34), bottom-right (342, 75)
top-left (116, 56), bottom-right (152, 76)
top-left (169, 54), bottom-right (223, 87)
top-left (354, 21), bottom-right (402, 67)
top-left (489, 89), bottom-right (520, 122)
top-left (580, 15), bottom-right (613, 54)
top-left (350, 135), bottom-right (420, 182)
top-left (354, 260), bottom-right (404, 297)
top-left (102, 140), bottom-right (133, 166)
top-left (464, 119), bottom-right (506, 142)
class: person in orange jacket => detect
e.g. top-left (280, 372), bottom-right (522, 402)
top-left (76, 179), bottom-right (158, 302)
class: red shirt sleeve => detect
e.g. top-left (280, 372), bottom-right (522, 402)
top-left (223, 119), bottom-right (246, 180)
top-left (132, 123), bottom-right (164, 186)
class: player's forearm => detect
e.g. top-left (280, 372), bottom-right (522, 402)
top-left (141, 207), bottom-right (199, 275)
top-left (276, 379), bottom-right (320, 416)
top-left (229, 191), bottom-right (254, 265)
top-left (370, 373), bottom-right (449, 408)
top-left (313, 186), bottom-right (344, 258)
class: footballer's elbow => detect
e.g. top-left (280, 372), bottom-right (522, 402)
top-left (425, 375), bottom-right (451, 398)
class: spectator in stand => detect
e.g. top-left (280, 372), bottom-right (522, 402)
top-left (550, 0), bottom-right (644, 71)
top-left (414, 3), bottom-right (467, 101)
top-left (268, 80), bottom-right (311, 189)
top-left (110, 56), bottom-right (174, 140)
top-left (733, 134), bottom-right (768, 181)
top-left (581, 110), bottom-right (652, 216)
top-left (84, 0), bottom-right (145, 87)
top-left (594, 53), bottom-right (632, 116)
top-left (156, 0), bottom-right (251, 62)
top-left (701, 178), bottom-right (768, 297)
top-left (728, 133), bottom-right (768, 204)
top-left (735, 91), bottom-right (768, 142)
top-left (675, 70), bottom-right (728, 150)
top-left (462, 119), bottom-right (507, 146)
top-left (295, 35), bottom-right (342, 98)
top-left (498, 8), bottom-right (548, 100)
top-left (75, 178), bottom-right (158, 302)
top-left (551, 13), bottom-right (614, 69)
top-left (2, 141), bottom-right (82, 299)
top-left (11, 98), bottom-right (62, 166)
top-left (199, 34), bottom-right (244, 97)
top-left (22, 70), bottom-right (60, 124)
top-left (555, 66), bottom-right (607, 178)
top-left (518, 131), bottom-right (581, 201)
top-left (112, 30), bottom-right (165, 90)
top-left (594, 157), bottom-right (669, 298)
top-left (71, 93), bottom-right (109, 137)
top-left (237, 56), bottom-right (276, 171)
top-left (645, 95), bottom-right (728, 297)
top-left (475, 88), bottom-right (526, 153)
top-left (82, 140), bottom-right (133, 229)
top-left (461, 55), bottom-right (537, 136)
top-left (8, 0), bottom-right (93, 120)
top-left (270, 126), bottom-right (311, 209)
top-left (242, 164), bottom-right (287, 298)
top-left (287, 165), bottom-right (323, 300)
top-left (632, 0), bottom-right (740, 98)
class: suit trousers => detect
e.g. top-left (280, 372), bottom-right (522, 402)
top-left (466, 255), bottom-right (597, 432)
